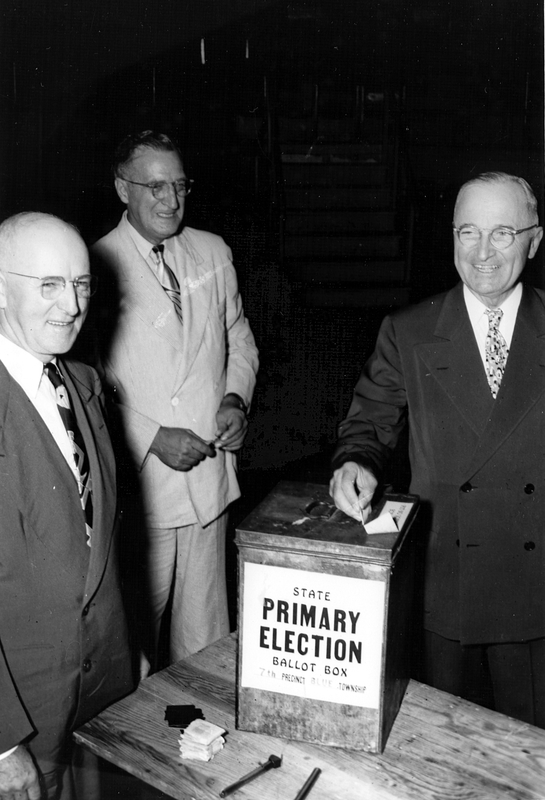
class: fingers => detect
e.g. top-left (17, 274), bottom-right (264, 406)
top-left (27, 779), bottom-right (42, 800)
top-left (330, 462), bottom-right (377, 522)
top-left (175, 432), bottom-right (215, 470)
top-left (214, 408), bottom-right (248, 451)
top-left (0, 748), bottom-right (40, 800)
top-left (150, 427), bottom-right (215, 471)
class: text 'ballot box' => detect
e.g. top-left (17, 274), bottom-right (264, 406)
top-left (235, 481), bottom-right (419, 753)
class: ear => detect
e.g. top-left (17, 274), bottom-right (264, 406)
top-left (528, 226), bottom-right (544, 260)
top-left (114, 177), bottom-right (129, 205)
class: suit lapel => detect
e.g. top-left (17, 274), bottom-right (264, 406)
top-left (416, 284), bottom-right (545, 476)
top-left (0, 362), bottom-right (92, 573)
top-left (170, 230), bottom-right (214, 391)
top-left (465, 286), bottom-right (545, 476)
top-left (61, 362), bottom-right (114, 600)
top-left (114, 224), bottom-right (185, 353)
top-left (415, 284), bottom-right (495, 434)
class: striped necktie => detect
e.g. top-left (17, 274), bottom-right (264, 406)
top-left (152, 245), bottom-right (183, 323)
top-left (484, 307), bottom-right (508, 399)
top-left (44, 361), bottom-right (93, 546)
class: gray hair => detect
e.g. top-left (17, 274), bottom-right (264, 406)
top-left (454, 172), bottom-right (539, 224)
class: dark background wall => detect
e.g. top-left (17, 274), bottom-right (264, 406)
top-left (1, 0), bottom-right (543, 487)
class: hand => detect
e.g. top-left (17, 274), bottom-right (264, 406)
top-left (0, 746), bottom-right (41, 800)
top-left (214, 400), bottom-right (248, 452)
top-left (329, 462), bottom-right (378, 523)
top-left (149, 427), bottom-right (215, 471)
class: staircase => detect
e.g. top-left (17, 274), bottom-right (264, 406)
top-left (278, 91), bottom-right (413, 307)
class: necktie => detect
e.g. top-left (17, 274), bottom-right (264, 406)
top-left (44, 362), bottom-right (93, 545)
top-left (152, 245), bottom-right (183, 323)
top-left (484, 308), bottom-right (508, 399)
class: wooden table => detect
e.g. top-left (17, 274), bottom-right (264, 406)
top-left (74, 633), bottom-right (545, 800)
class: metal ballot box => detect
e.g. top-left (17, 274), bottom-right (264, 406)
top-left (235, 481), bottom-right (419, 753)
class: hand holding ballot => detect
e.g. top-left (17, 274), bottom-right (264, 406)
top-left (329, 461), bottom-right (378, 523)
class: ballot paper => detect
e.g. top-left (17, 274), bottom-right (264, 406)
top-left (363, 512), bottom-right (399, 534)
top-left (363, 499), bottom-right (415, 535)
top-left (179, 719), bottom-right (226, 761)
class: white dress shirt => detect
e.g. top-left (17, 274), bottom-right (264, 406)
top-left (124, 211), bottom-right (177, 283)
top-left (0, 335), bottom-right (80, 481)
top-left (463, 282), bottom-right (522, 371)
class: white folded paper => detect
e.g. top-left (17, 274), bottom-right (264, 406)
top-left (363, 512), bottom-right (399, 534)
top-left (179, 719), bottom-right (226, 761)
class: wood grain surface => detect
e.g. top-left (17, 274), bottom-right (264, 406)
top-left (74, 633), bottom-right (545, 800)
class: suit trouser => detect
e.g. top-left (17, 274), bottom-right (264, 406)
top-left (40, 744), bottom-right (100, 800)
top-left (422, 630), bottom-right (545, 728)
top-left (145, 512), bottom-right (230, 665)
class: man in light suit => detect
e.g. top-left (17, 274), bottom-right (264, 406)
top-left (0, 212), bottom-right (134, 799)
top-left (330, 172), bottom-right (545, 727)
top-left (92, 131), bottom-right (258, 667)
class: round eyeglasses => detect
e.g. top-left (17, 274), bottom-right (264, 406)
top-left (7, 272), bottom-right (98, 300)
top-left (121, 177), bottom-right (194, 200)
top-left (452, 224), bottom-right (538, 250)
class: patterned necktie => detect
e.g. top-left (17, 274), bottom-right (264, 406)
top-left (152, 245), bottom-right (183, 323)
top-left (484, 307), bottom-right (508, 399)
top-left (44, 362), bottom-right (93, 545)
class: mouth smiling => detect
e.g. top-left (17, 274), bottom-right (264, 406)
top-left (473, 263), bottom-right (501, 272)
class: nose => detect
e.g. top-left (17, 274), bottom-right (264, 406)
top-left (161, 184), bottom-right (180, 210)
top-left (476, 230), bottom-right (496, 260)
top-left (57, 282), bottom-right (82, 316)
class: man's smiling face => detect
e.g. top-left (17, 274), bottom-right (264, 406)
top-left (453, 180), bottom-right (543, 308)
top-left (0, 217), bottom-right (90, 362)
top-left (115, 146), bottom-right (186, 245)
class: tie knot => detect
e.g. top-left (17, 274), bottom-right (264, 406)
top-left (44, 361), bottom-right (63, 389)
top-left (485, 307), bottom-right (503, 328)
top-left (152, 244), bottom-right (164, 257)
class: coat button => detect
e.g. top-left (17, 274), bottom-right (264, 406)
top-left (524, 484), bottom-right (535, 494)
top-left (524, 541), bottom-right (536, 551)
top-left (82, 659), bottom-right (92, 672)
top-left (460, 482), bottom-right (472, 493)
top-left (171, 397), bottom-right (179, 407)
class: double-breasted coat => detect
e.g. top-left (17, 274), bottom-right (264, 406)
top-left (333, 283), bottom-right (545, 645)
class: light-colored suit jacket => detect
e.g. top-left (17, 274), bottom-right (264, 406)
top-left (0, 359), bottom-right (133, 762)
top-left (333, 283), bottom-right (545, 646)
top-left (92, 220), bottom-right (258, 527)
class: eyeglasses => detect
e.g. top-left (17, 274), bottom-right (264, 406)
top-left (7, 272), bottom-right (98, 300)
top-left (452, 224), bottom-right (538, 250)
top-left (121, 177), bottom-right (194, 200)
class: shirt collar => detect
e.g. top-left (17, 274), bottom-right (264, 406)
top-left (463, 282), bottom-right (522, 329)
top-left (0, 334), bottom-right (54, 399)
top-left (122, 211), bottom-right (168, 262)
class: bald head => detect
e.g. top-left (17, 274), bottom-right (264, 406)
top-left (0, 212), bottom-right (83, 263)
top-left (0, 212), bottom-right (91, 362)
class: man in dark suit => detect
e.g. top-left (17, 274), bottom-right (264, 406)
top-left (0, 212), bottom-right (134, 798)
top-left (330, 172), bottom-right (545, 727)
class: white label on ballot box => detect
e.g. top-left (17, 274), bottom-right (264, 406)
top-left (241, 563), bottom-right (385, 708)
